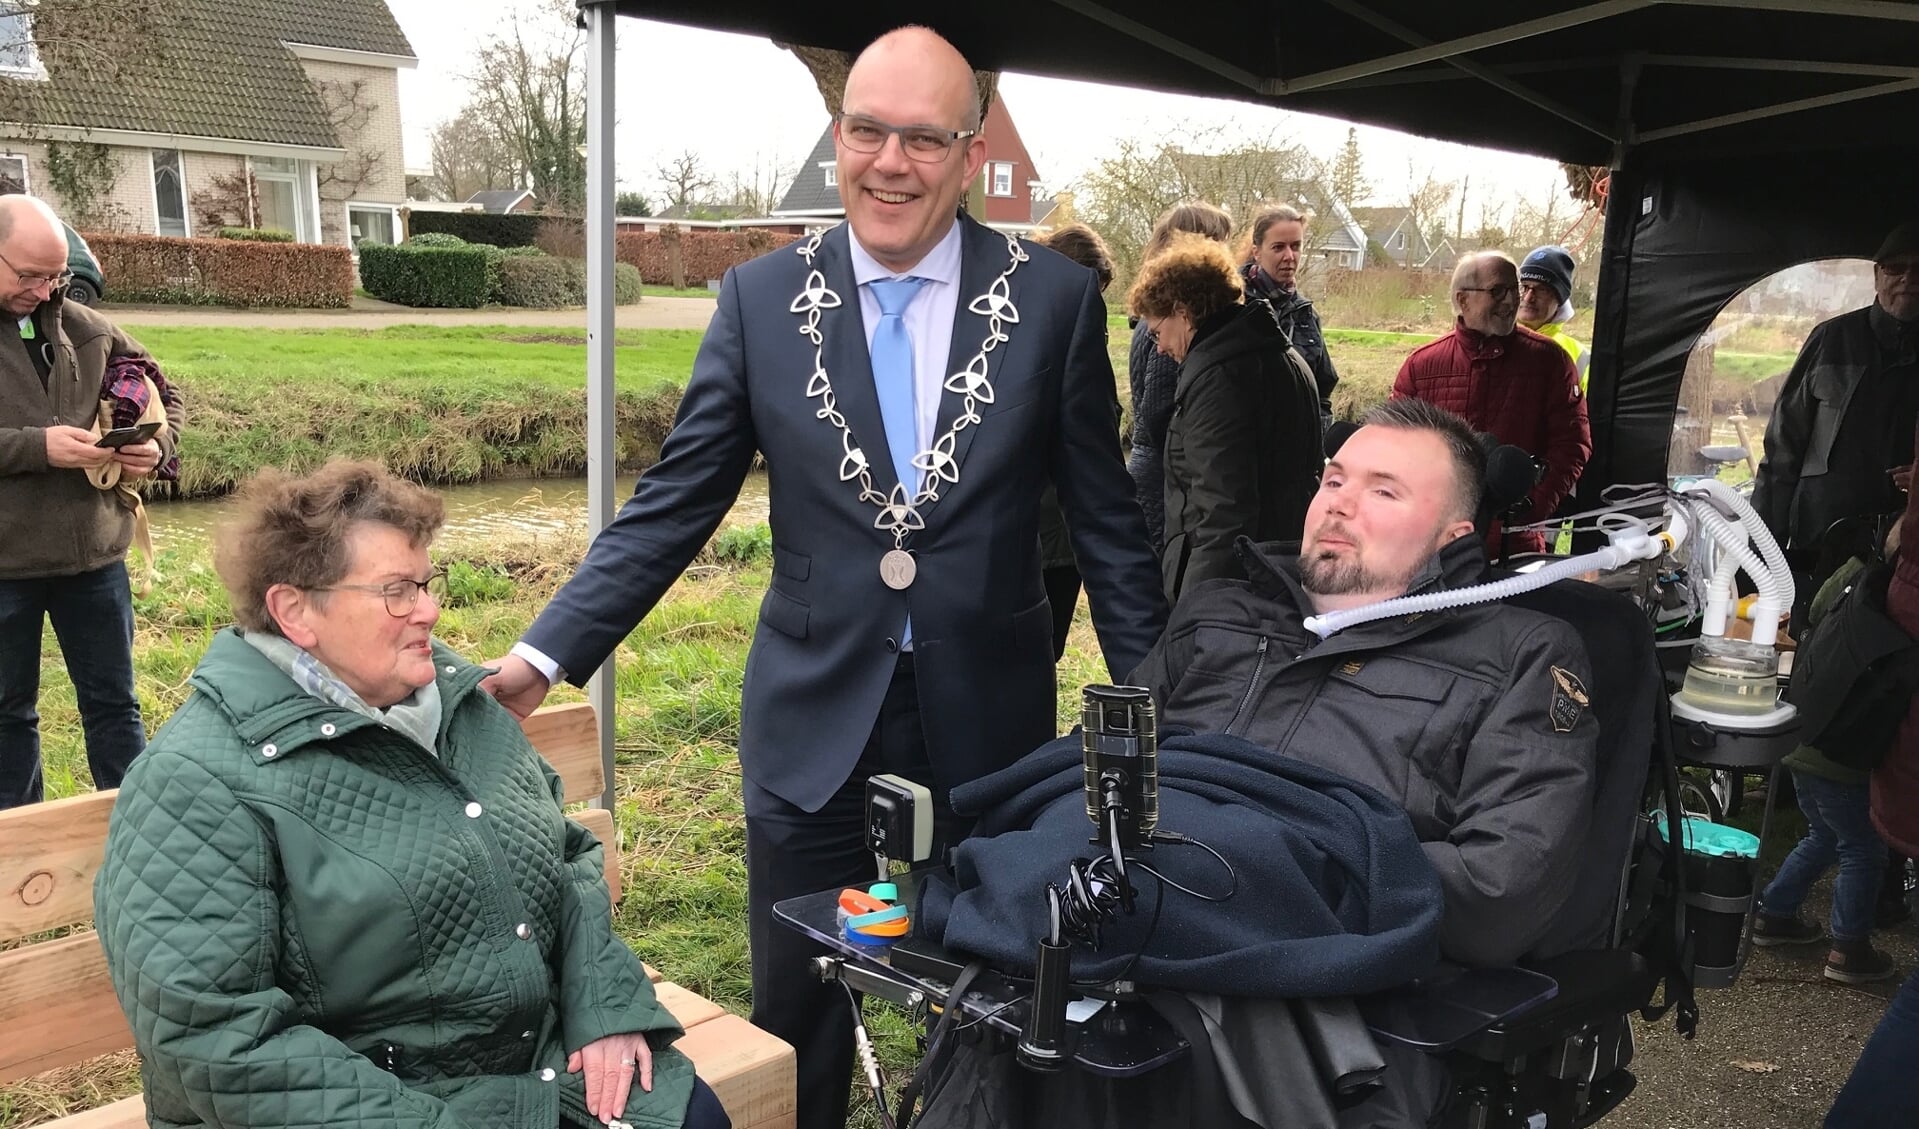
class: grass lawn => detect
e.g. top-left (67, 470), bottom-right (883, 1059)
top-left (641, 284), bottom-right (721, 299)
top-left (112, 326), bottom-right (704, 497)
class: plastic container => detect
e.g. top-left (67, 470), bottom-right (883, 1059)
top-left (1653, 814), bottom-right (1760, 988)
top-left (1678, 635), bottom-right (1780, 716)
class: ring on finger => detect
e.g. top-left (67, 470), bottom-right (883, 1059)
top-left (619, 1058), bottom-right (636, 1068)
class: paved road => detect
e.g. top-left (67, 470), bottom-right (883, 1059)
top-left (104, 295), bottom-right (719, 331)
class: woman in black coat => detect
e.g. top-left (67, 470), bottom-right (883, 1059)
top-left (1127, 201), bottom-right (1235, 553)
top-left (1130, 233), bottom-right (1326, 602)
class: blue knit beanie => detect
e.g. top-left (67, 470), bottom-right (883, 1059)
top-left (1520, 246), bottom-right (1576, 304)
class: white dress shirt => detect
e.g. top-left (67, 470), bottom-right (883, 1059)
top-left (512, 219), bottom-right (967, 686)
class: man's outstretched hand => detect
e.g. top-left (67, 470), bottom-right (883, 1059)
top-left (481, 653), bottom-right (552, 719)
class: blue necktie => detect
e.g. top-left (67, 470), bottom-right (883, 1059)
top-left (867, 276), bottom-right (930, 496)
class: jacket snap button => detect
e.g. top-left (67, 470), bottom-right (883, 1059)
top-left (260, 743), bottom-right (278, 758)
top-left (521, 1029), bottom-right (534, 1040)
top-left (539, 1067), bottom-right (556, 1082)
top-left (515, 922), bottom-right (532, 940)
top-left (445, 665), bottom-right (457, 674)
top-left (320, 723), bottom-right (336, 736)
top-left (464, 801), bottom-right (483, 818)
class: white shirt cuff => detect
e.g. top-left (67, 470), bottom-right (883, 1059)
top-left (510, 641), bottom-right (566, 687)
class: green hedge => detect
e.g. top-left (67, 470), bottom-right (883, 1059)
top-left (494, 254), bottom-right (587, 308)
top-left (407, 211), bottom-right (545, 247)
top-left (358, 242), bottom-right (491, 308)
top-left (217, 227), bottom-right (295, 242)
top-left (405, 232), bottom-right (468, 248)
top-left (614, 262), bottom-right (642, 305)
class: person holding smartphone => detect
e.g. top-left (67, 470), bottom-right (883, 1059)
top-left (0, 194), bottom-right (184, 809)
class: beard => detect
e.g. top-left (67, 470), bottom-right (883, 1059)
top-left (1299, 533), bottom-right (1443, 598)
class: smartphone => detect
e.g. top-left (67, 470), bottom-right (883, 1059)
top-left (94, 421), bottom-right (162, 449)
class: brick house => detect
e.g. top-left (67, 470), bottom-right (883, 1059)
top-left (0, 0), bottom-right (414, 247)
top-left (773, 95), bottom-right (1060, 235)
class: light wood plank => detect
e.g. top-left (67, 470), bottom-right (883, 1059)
top-left (0, 933), bottom-right (128, 1085)
top-left (522, 702), bottom-right (604, 804)
top-left (39, 1094), bottom-right (146, 1129)
top-left (672, 1014), bottom-right (796, 1129)
top-left (654, 981), bottom-right (726, 1030)
top-left (0, 791), bottom-right (117, 943)
top-left (573, 806), bottom-right (621, 901)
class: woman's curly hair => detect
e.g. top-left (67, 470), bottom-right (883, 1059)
top-left (1127, 231), bottom-right (1245, 323)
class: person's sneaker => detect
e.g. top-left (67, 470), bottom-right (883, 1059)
top-left (1751, 912), bottom-right (1824, 947)
top-left (1824, 941), bottom-right (1897, 984)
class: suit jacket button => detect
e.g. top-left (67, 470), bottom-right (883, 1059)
top-left (885, 637), bottom-right (899, 653)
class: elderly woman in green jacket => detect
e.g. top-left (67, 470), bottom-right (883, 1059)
top-left (95, 461), bottom-right (730, 1129)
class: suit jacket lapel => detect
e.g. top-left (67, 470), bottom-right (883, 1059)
top-left (916, 215), bottom-right (1009, 526)
top-left (810, 225), bottom-right (903, 498)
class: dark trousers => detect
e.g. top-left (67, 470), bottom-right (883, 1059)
top-left (0, 561), bottom-right (145, 809)
top-left (1827, 969), bottom-right (1919, 1127)
top-left (744, 654), bottom-right (969, 1129)
top-left (1042, 564), bottom-right (1082, 661)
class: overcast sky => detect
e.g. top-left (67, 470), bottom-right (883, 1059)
top-left (385, 1), bottom-right (1570, 218)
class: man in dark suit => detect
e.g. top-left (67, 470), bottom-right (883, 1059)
top-left (483, 26), bottom-right (1164, 1129)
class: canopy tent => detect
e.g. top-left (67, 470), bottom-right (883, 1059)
top-left (571, 0), bottom-right (1919, 801)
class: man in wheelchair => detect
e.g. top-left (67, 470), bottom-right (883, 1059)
top-left (875, 400), bottom-right (1680, 1129)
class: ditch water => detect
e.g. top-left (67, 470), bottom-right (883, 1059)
top-left (146, 472), bottom-right (773, 548)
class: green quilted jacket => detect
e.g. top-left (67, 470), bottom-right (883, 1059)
top-left (95, 628), bottom-right (696, 1129)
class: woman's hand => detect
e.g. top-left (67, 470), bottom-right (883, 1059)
top-left (568, 1032), bottom-right (653, 1124)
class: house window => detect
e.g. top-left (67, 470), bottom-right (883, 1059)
top-left (0, 153), bottom-right (26, 195)
top-left (347, 204), bottom-right (398, 246)
top-left (152, 150), bottom-right (188, 238)
top-left (0, 8), bottom-right (45, 79)
top-left (988, 162), bottom-right (1013, 197)
top-left (822, 165), bottom-right (836, 188)
top-left (250, 155), bottom-right (318, 242)
top-left (1395, 232), bottom-right (1407, 250)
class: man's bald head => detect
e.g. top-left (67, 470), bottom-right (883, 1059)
top-left (0, 195), bottom-right (70, 315)
top-left (845, 25), bottom-right (981, 133)
top-left (0, 194), bottom-right (67, 253)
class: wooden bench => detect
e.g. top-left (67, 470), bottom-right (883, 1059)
top-left (0, 701), bottom-right (795, 1129)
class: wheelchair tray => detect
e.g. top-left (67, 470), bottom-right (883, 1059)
top-left (1358, 964), bottom-right (1559, 1052)
top-left (773, 874), bottom-right (1188, 1077)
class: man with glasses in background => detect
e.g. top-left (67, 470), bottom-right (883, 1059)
top-left (1392, 249), bottom-right (1590, 556)
top-left (0, 194), bottom-right (183, 808)
top-left (482, 25), bottom-right (1163, 1129)
top-left (1755, 222), bottom-right (1919, 574)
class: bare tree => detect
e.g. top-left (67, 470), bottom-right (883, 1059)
top-left (654, 150), bottom-right (716, 214)
top-left (1074, 125), bottom-right (1319, 285)
top-left (1403, 162), bottom-right (1457, 252)
top-left (429, 106), bottom-right (519, 202)
top-left (465, 0), bottom-right (585, 211)
top-left (717, 153), bottom-right (795, 216)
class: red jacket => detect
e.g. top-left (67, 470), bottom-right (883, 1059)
top-left (1393, 321), bottom-right (1592, 554)
top-left (1872, 423), bottom-right (1919, 855)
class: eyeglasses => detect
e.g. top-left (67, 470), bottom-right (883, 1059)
top-left (1879, 260), bottom-right (1919, 278)
top-left (836, 113), bottom-right (977, 162)
top-left (310, 569), bottom-right (448, 618)
top-left (1459, 284), bottom-right (1519, 300)
top-left (0, 248), bottom-right (71, 291)
top-left (1517, 281), bottom-right (1556, 298)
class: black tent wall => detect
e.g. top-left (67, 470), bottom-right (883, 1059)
top-left (1584, 148), bottom-right (1919, 498)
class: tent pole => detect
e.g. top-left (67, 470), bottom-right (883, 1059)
top-left (583, 0), bottom-right (619, 812)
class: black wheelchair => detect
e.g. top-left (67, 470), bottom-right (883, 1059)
top-left (776, 576), bottom-right (1716, 1129)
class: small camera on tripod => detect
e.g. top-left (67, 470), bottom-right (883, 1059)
top-left (1081, 685), bottom-right (1158, 851)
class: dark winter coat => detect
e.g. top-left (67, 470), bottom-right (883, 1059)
top-left (1242, 263), bottom-right (1339, 428)
top-left (95, 629), bottom-right (697, 1129)
top-left (1392, 321), bottom-right (1590, 554)
top-left (1873, 418), bottom-right (1919, 855)
top-left (1130, 536), bottom-right (1601, 966)
top-left (1161, 304), bottom-right (1325, 602)
top-left (1127, 318), bottom-right (1180, 551)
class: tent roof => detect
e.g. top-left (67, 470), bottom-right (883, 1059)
top-left (595, 1), bottom-right (1919, 167)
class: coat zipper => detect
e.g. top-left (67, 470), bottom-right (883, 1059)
top-left (1224, 637), bottom-right (1269, 734)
